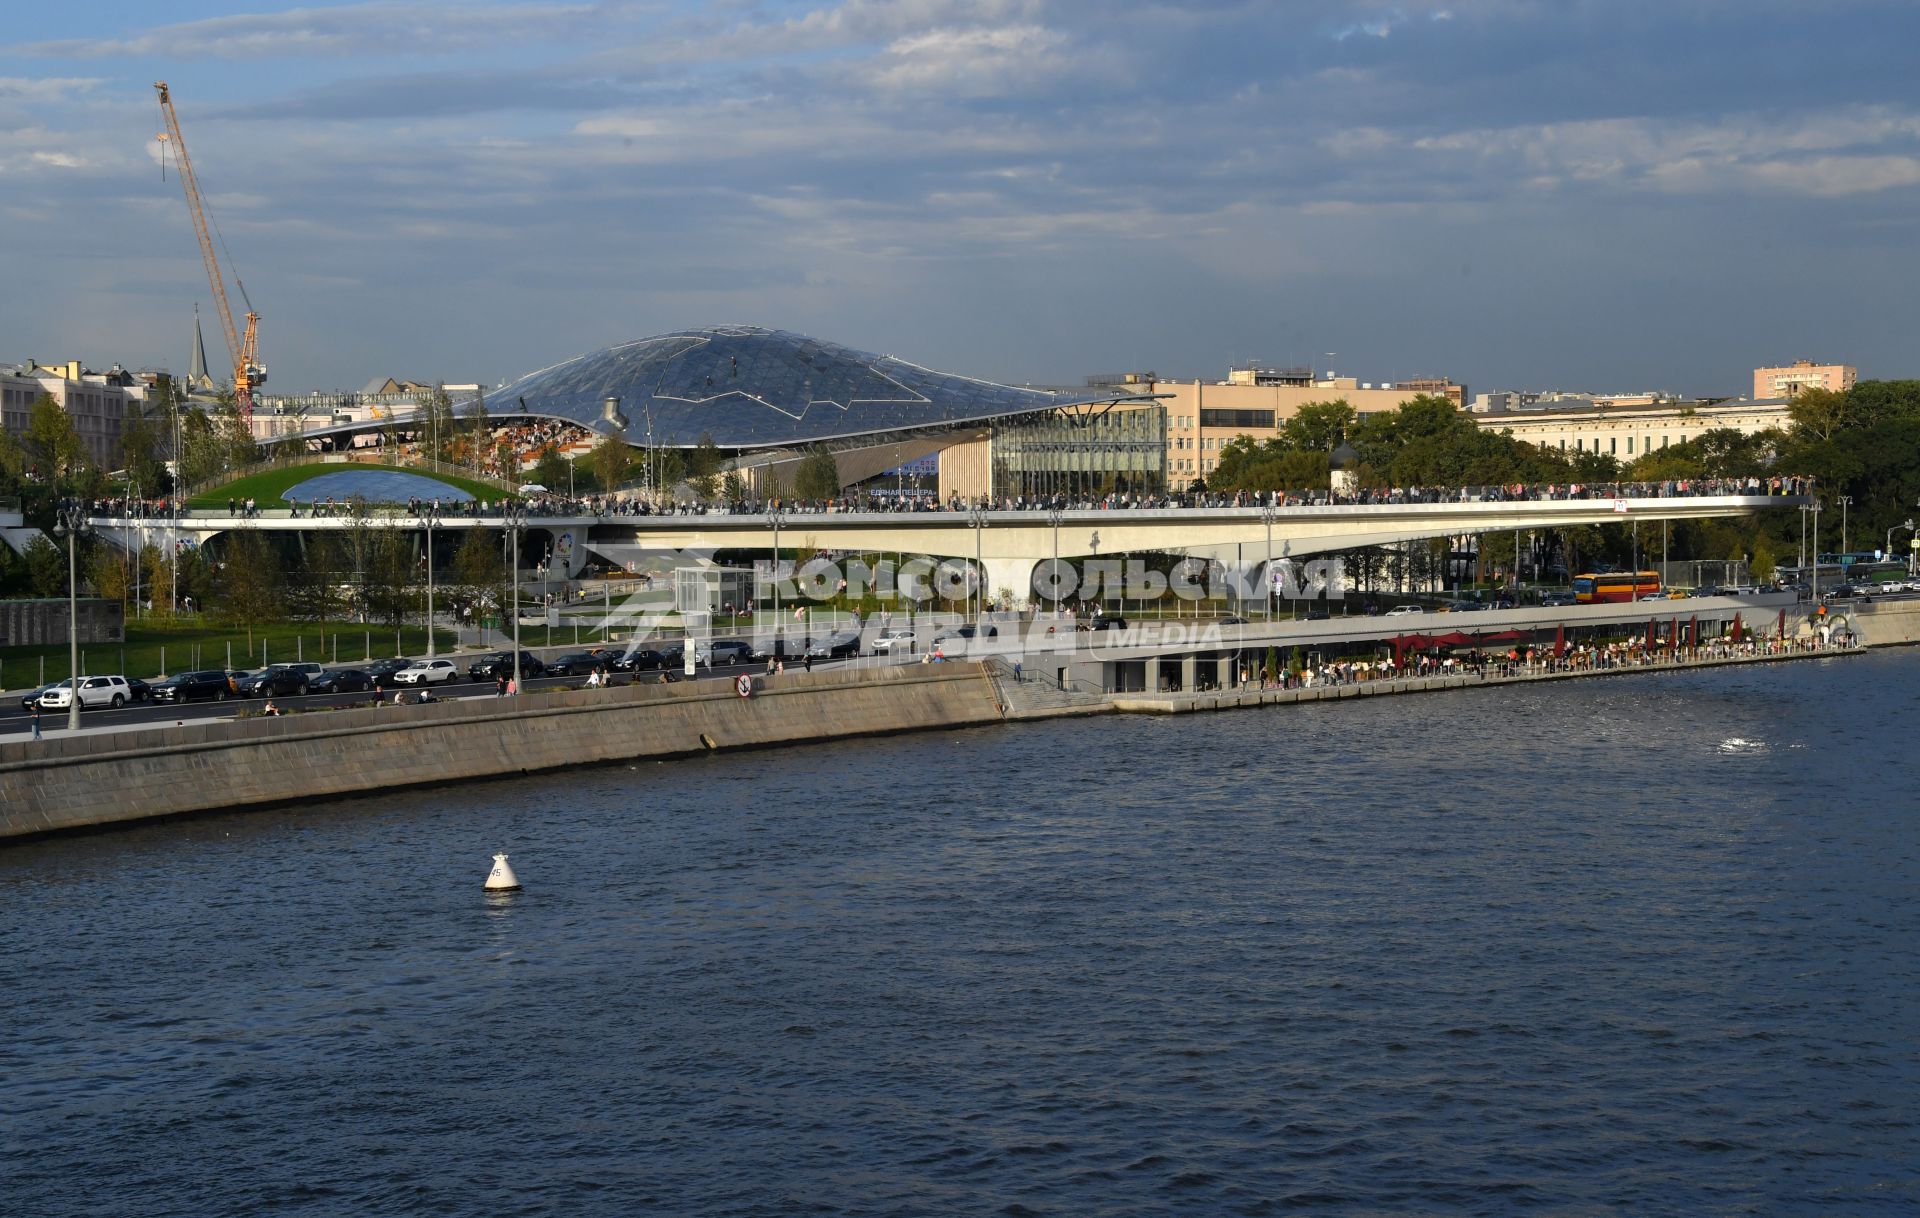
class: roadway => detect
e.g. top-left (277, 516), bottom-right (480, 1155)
top-left (0, 658), bottom-right (800, 741)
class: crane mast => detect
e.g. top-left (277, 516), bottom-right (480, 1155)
top-left (155, 81), bottom-right (264, 422)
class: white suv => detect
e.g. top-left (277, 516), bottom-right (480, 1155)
top-left (393, 659), bottom-right (457, 685)
top-left (39, 675), bottom-right (133, 711)
top-left (1384, 604), bottom-right (1425, 617)
top-left (871, 626), bottom-right (917, 653)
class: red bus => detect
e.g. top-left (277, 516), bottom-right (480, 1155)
top-left (1572, 571), bottom-right (1661, 603)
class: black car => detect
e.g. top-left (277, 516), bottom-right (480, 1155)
top-left (308, 667), bottom-right (376, 694)
top-left (467, 651), bottom-right (547, 681)
top-left (805, 631), bottom-right (862, 659)
top-left (237, 665), bottom-right (312, 698)
top-left (150, 669), bottom-right (235, 703)
top-left (611, 648), bottom-right (668, 672)
top-left (361, 657), bottom-right (413, 685)
top-left (544, 651), bottom-right (603, 677)
top-left (1084, 612), bottom-right (1126, 631)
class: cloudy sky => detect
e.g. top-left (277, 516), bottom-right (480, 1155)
top-left (6, 0), bottom-right (1918, 398)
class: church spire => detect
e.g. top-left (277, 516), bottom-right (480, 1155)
top-left (189, 302), bottom-right (213, 389)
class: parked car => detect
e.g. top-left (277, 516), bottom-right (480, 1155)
top-left (1219, 615), bottom-right (1250, 626)
top-left (360, 657), bottom-right (413, 685)
top-left (1540, 591), bottom-right (1577, 607)
top-left (21, 680), bottom-right (72, 711)
top-left (151, 669), bottom-right (235, 703)
top-left (307, 667), bottom-right (376, 694)
top-left (236, 665), bottom-right (313, 698)
top-left (467, 651), bottom-right (546, 681)
top-left (394, 659), bottom-right (459, 685)
top-left (806, 630), bottom-right (862, 659)
top-left (39, 675), bottom-right (134, 711)
top-left (1384, 604), bottom-right (1425, 617)
top-left (1084, 612), bottom-right (1127, 631)
top-left (707, 639), bottom-right (755, 665)
top-left (125, 677), bottom-right (153, 703)
top-left (872, 625), bottom-right (917, 653)
top-left (610, 648), bottom-right (668, 672)
top-left (544, 651), bottom-right (603, 677)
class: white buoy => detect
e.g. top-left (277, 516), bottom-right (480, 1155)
top-left (484, 852), bottom-right (521, 892)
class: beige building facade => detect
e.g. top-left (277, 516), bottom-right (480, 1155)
top-left (1753, 360), bottom-right (1855, 401)
top-left (1473, 397), bottom-right (1793, 460)
top-left (1149, 376), bottom-right (1464, 485)
top-left (0, 359), bottom-right (150, 470)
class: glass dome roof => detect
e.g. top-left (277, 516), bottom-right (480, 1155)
top-left (480, 325), bottom-right (1077, 448)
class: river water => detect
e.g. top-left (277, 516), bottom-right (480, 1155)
top-left (3, 651), bottom-right (1916, 1216)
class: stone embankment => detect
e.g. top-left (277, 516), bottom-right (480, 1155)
top-left (0, 664), bottom-right (1009, 840)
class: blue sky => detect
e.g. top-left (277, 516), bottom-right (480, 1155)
top-left (6, 0), bottom-right (1919, 398)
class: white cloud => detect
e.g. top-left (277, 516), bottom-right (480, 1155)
top-left (0, 76), bottom-right (102, 100)
top-left (18, 1), bottom-right (603, 60)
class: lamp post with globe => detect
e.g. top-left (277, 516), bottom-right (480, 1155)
top-left (51, 500), bottom-right (92, 731)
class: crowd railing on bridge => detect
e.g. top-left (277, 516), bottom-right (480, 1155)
top-left (82, 474), bottom-right (1812, 525)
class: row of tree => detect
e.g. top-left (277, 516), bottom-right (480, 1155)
top-left (1207, 382), bottom-right (1920, 576)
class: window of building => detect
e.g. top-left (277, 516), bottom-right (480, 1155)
top-left (1661, 435), bottom-right (1668, 447)
top-left (1609, 437), bottom-right (1617, 454)
top-left (1198, 408), bottom-right (1275, 430)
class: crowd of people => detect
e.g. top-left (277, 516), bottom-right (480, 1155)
top-left (1228, 626), bottom-right (1852, 693)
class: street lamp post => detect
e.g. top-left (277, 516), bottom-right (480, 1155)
top-left (52, 500), bottom-right (91, 731)
top-left (501, 499), bottom-right (525, 694)
top-left (1798, 504), bottom-right (1809, 575)
top-left (1810, 500), bottom-right (1822, 604)
top-left (968, 506), bottom-right (987, 624)
top-left (1047, 507), bottom-right (1064, 616)
top-left (1886, 519), bottom-right (1913, 572)
top-left (767, 506), bottom-right (786, 657)
top-left (423, 503), bottom-right (439, 657)
top-left (1838, 495), bottom-right (1853, 557)
top-left (1259, 504), bottom-right (1278, 620)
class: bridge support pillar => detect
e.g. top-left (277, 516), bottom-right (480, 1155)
top-left (537, 527), bottom-right (592, 579)
top-left (981, 555), bottom-right (1039, 610)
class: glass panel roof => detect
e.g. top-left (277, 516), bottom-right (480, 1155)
top-left (476, 325), bottom-right (1079, 448)
top-left (282, 470), bottom-right (477, 504)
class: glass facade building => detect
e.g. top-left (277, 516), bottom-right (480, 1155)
top-left (990, 406), bottom-right (1167, 498)
top-left (480, 325), bottom-right (1102, 449)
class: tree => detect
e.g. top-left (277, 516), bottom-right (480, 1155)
top-left (1787, 387), bottom-right (1850, 443)
top-left (794, 448), bottom-right (841, 500)
top-left (362, 525), bottom-right (414, 628)
top-left (24, 534), bottom-right (66, 596)
top-left (286, 533), bottom-right (347, 625)
top-left (216, 529), bottom-right (283, 624)
top-left (592, 435), bottom-right (633, 492)
top-left (533, 445), bottom-right (570, 494)
top-left (176, 407), bottom-right (226, 487)
top-left (722, 470), bottom-right (747, 503)
top-left (451, 525), bottom-right (507, 627)
top-left (24, 395), bottom-right (89, 490)
top-left (688, 434), bottom-right (724, 501)
top-left (419, 386), bottom-right (460, 464)
top-left (1279, 399), bottom-right (1356, 453)
top-left (119, 401), bottom-right (170, 494)
top-left (212, 387), bottom-right (260, 470)
top-left (463, 389), bottom-right (492, 479)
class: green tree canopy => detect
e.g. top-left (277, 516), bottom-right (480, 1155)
top-left (794, 448), bottom-right (842, 500)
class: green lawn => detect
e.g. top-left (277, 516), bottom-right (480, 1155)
top-left (187, 463), bottom-right (512, 510)
top-left (0, 619), bottom-right (455, 689)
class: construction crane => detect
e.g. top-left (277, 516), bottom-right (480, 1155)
top-left (154, 81), bottom-right (265, 422)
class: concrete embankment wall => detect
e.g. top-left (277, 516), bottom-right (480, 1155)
top-left (1851, 598), bottom-right (1920, 646)
top-left (0, 664), bottom-right (1006, 840)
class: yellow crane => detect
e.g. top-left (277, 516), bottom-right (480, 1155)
top-left (154, 81), bottom-right (265, 422)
